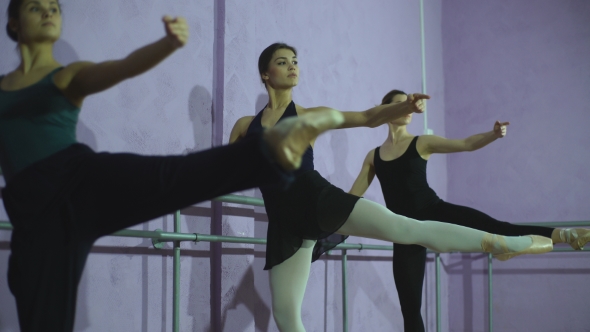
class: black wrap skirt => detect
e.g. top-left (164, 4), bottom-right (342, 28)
top-left (262, 170), bottom-right (361, 270)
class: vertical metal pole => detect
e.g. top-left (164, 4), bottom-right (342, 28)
top-left (488, 254), bottom-right (493, 332)
top-left (419, 0), bottom-right (429, 134)
top-left (342, 242), bottom-right (349, 332)
top-left (435, 253), bottom-right (441, 332)
top-left (173, 210), bottom-right (181, 332)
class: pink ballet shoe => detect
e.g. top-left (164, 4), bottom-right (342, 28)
top-left (482, 234), bottom-right (553, 261)
top-left (560, 228), bottom-right (590, 250)
top-left (264, 109), bottom-right (344, 170)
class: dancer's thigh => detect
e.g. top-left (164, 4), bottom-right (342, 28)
top-left (269, 239), bottom-right (316, 316)
top-left (336, 199), bottom-right (416, 242)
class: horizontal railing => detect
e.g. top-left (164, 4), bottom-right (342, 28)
top-left (0, 194), bottom-right (588, 332)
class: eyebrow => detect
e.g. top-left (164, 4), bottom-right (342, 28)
top-left (25, 1), bottom-right (59, 5)
top-left (274, 56), bottom-right (297, 61)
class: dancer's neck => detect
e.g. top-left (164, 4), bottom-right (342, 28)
top-left (385, 123), bottom-right (411, 145)
top-left (17, 42), bottom-right (58, 74)
top-left (266, 86), bottom-right (293, 111)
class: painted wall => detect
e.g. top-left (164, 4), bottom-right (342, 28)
top-left (0, 0), bottom-right (447, 331)
top-left (443, 0), bottom-right (590, 331)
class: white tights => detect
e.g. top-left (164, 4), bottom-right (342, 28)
top-left (269, 199), bottom-right (532, 331)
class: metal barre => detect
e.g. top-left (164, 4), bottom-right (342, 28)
top-left (0, 194), bottom-right (588, 332)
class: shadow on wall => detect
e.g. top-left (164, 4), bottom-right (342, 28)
top-left (53, 39), bottom-right (98, 151)
top-left (255, 94), bottom-right (268, 114)
top-left (221, 265), bottom-right (272, 331)
top-left (212, 94), bottom-right (273, 331)
top-left (185, 85), bottom-right (213, 153)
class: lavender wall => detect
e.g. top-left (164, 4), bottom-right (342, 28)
top-left (0, 0), bottom-right (448, 331)
top-left (443, 0), bottom-right (590, 331)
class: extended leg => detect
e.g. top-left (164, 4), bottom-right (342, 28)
top-left (4, 109), bottom-right (344, 332)
top-left (337, 199), bottom-right (544, 254)
top-left (430, 201), bottom-right (554, 237)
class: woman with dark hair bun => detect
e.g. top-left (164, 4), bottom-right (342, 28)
top-left (229, 43), bottom-right (553, 332)
top-left (350, 89), bottom-right (590, 332)
top-left (0, 1), bottom-right (344, 331)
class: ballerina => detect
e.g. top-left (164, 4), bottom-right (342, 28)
top-left (349, 89), bottom-right (590, 331)
top-left (229, 43), bottom-right (553, 332)
top-left (0, 2), bottom-right (343, 331)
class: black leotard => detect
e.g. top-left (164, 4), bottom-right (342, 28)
top-left (373, 136), bottom-right (440, 216)
top-left (373, 135), bottom-right (553, 332)
top-left (247, 101), bottom-right (360, 269)
top-left (247, 100), bottom-right (314, 177)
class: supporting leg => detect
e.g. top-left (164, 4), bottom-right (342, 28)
top-left (269, 239), bottom-right (316, 332)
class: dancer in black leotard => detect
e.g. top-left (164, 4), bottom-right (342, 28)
top-left (349, 89), bottom-right (590, 332)
top-left (229, 43), bottom-right (553, 332)
top-left (0, 2), bottom-right (344, 331)
top-left (245, 100), bottom-right (357, 269)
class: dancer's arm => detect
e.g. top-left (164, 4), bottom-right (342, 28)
top-left (420, 121), bottom-right (510, 154)
top-left (340, 93), bottom-right (429, 129)
top-left (63, 16), bottom-right (189, 101)
top-left (304, 93), bottom-right (429, 129)
top-left (349, 149), bottom-right (376, 197)
top-left (229, 116), bottom-right (255, 143)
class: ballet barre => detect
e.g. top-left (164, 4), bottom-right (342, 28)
top-left (0, 195), bottom-right (588, 332)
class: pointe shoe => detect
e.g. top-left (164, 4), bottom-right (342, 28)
top-left (482, 234), bottom-right (553, 261)
top-left (560, 228), bottom-right (590, 250)
top-left (264, 109), bottom-right (344, 170)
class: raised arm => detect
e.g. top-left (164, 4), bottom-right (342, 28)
top-left (64, 16), bottom-right (189, 101)
top-left (229, 116), bottom-right (255, 144)
top-left (420, 121), bottom-right (510, 154)
top-left (349, 149), bottom-right (376, 197)
top-left (339, 93), bottom-right (429, 129)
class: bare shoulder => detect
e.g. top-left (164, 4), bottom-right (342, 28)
top-left (53, 61), bottom-right (95, 89)
top-left (366, 148), bottom-right (376, 165)
top-left (294, 103), bottom-right (307, 115)
top-left (229, 115), bottom-right (256, 143)
top-left (240, 115), bottom-right (255, 122)
top-left (0, 70), bottom-right (19, 89)
top-left (236, 115), bottom-right (255, 129)
top-left (299, 104), bottom-right (337, 115)
top-left (416, 134), bottom-right (434, 146)
top-left (416, 134), bottom-right (439, 157)
top-left (417, 134), bottom-right (447, 144)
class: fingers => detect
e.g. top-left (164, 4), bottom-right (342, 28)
top-left (494, 120), bottom-right (508, 137)
top-left (163, 16), bottom-right (189, 48)
top-left (406, 93), bottom-right (430, 114)
top-left (407, 93), bottom-right (431, 102)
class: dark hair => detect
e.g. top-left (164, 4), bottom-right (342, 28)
top-left (258, 42), bottom-right (297, 84)
top-left (6, 0), bottom-right (62, 42)
top-left (6, 0), bottom-right (22, 42)
top-left (381, 89), bottom-right (407, 105)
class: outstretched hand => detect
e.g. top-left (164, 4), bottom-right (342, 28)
top-left (406, 93), bottom-right (430, 114)
top-left (163, 16), bottom-right (189, 48)
top-left (493, 121), bottom-right (510, 138)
